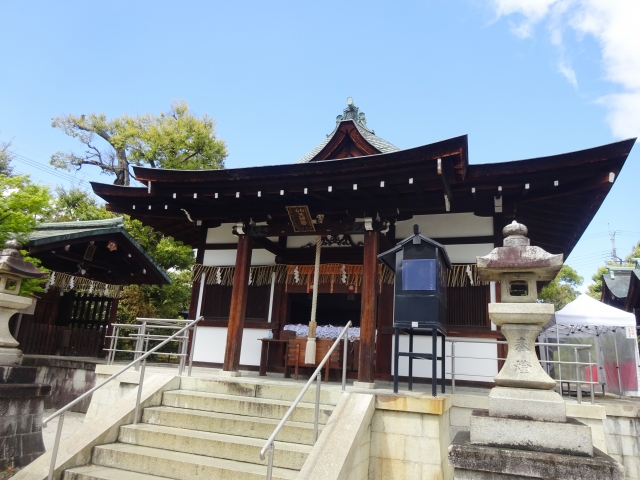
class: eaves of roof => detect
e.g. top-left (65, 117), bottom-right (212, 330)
top-left (27, 218), bottom-right (171, 285)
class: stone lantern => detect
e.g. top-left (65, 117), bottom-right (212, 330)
top-left (448, 222), bottom-right (625, 480)
top-left (0, 240), bottom-right (46, 366)
top-left (476, 221), bottom-right (562, 391)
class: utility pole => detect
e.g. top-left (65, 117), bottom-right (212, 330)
top-left (609, 225), bottom-right (620, 264)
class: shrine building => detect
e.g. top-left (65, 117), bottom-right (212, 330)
top-left (91, 99), bottom-right (636, 385)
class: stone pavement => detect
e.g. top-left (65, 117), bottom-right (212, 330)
top-left (41, 409), bottom-right (85, 452)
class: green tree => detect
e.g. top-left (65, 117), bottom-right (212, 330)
top-left (50, 100), bottom-right (227, 186)
top-left (538, 265), bottom-right (583, 311)
top-left (0, 174), bottom-right (53, 296)
top-left (587, 266), bottom-right (608, 300)
top-left (123, 218), bottom-right (194, 271)
top-left (0, 174), bottom-right (52, 244)
top-left (49, 186), bottom-right (115, 222)
top-left (625, 241), bottom-right (640, 263)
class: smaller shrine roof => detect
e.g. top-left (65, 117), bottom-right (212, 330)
top-left (27, 217), bottom-right (170, 285)
top-left (602, 269), bottom-right (634, 300)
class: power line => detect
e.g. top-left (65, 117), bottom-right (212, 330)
top-left (9, 152), bottom-right (92, 187)
top-left (12, 153), bottom-right (90, 185)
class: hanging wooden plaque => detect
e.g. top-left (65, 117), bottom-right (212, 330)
top-left (286, 205), bottom-right (316, 233)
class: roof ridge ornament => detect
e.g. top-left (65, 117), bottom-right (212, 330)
top-left (334, 97), bottom-right (373, 134)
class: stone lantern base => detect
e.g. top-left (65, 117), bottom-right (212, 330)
top-left (0, 365), bottom-right (51, 469)
top-left (449, 430), bottom-right (624, 480)
top-left (448, 387), bottom-right (624, 479)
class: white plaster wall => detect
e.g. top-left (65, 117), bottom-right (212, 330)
top-left (391, 337), bottom-right (498, 382)
top-left (202, 249), bottom-right (276, 266)
top-left (440, 243), bottom-right (494, 264)
top-left (193, 326), bottom-right (266, 366)
top-left (206, 223), bottom-right (238, 243)
top-left (396, 213), bottom-right (493, 239)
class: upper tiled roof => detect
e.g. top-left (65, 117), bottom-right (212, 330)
top-left (296, 99), bottom-right (399, 163)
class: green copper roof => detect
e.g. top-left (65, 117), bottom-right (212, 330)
top-left (28, 217), bottom-right (171, 285)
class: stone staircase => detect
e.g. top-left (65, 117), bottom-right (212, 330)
top-left (63, 377), bottom-right (340, 480)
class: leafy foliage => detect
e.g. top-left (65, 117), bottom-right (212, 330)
top-left (50, 100), bottom-right (227, 186)
top-left (123, 218), bottom-right (194, 271)
top-left (625, 241), bottom-right (640, 263)
top-left (0, 174), bottom-right (52, 245)
top-left (538, 265), bottom-right (583, 311)
top-left (587, 266), bottom-right (608, 300)
top-left (0, 172), bottom-right (53, 296)
top-left (49, 187), bottom-right (114, 222)
top-left (19, 253), bottom-right (48, 298)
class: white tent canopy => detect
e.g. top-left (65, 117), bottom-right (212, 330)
top-left (539, 294), bottom-right (639, 397)
top-left (548, 294), bottom-right (635, 328)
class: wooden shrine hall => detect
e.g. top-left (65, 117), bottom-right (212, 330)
top-left (92, 99), bottom-right (636, 384)
top-left (14, 217), bottom-right (170, 357)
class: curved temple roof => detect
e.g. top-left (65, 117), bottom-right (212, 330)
top-left (90, 101), bottom-right (636, 263)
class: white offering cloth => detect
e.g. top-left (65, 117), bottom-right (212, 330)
top-left (284, 324), bottom-right (360, 341)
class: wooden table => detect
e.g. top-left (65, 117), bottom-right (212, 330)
top-left (258, 338), bottom-right (289, 376)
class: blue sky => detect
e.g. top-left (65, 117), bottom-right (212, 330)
top-left (1, 1), bottom-right (639, 289)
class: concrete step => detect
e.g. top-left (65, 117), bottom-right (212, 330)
top-left (143, 405), bottom-right (322, 445)
top-left (91, 443), bottom-right (299, 480)
top-left (64, 465), bottom-right (172, 480)
top-left (162, 389), bottom-right (334, 424)
top-left (119, 423), bottom-right (311, 470)
top-left (180, 376), bottom-right (342, 405)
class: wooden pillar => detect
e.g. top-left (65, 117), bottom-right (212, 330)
top-left (358, 229), bottom-right (379, 384)
top-left (223, 234), bottom-right (253, 372)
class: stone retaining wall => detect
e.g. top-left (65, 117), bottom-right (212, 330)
top-left (603, 404), bottom-right (640, 480)
top-left (368, 395), bottom-right (453, 480)
top-left (450, 393), bottom-right (639, 480)
top-left (21, 355), bottom-right (101, 413)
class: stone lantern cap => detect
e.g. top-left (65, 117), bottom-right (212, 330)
top-left (0, 240), bottom-right (46, 279)
top-left (476, 221), bottom-right (563, 282)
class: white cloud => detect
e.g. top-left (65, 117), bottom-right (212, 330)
top-left (490, 0), bottom-right (640, 138)
top-left (558, 60), bottom-right (578, 87)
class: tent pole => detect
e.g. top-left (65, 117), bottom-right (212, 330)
top-left (613, 334), bottom-right (623, 398)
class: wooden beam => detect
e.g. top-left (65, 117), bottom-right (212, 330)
top-left (251, 237), bottom-right (286, 256)
top-left (222, 234), bottom-right (253, 372)
top-left (404, 235), bottom-right (494, 245)
top-left (53, 252), bottom-right (120, 272)
top-left (246, 222), bottom-right (370, 238)
top-left (358, 230), bottom-right (379, 384)
top-left (437, 157), bottom-right (453, 203)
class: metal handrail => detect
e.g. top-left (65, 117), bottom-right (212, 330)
top-left (447, 338), bottom-right (597, 404)
top-left (259, 321), bottom-right (351, 480)
top-left (105, 319), bottom-right (193, 373)
top-left (44, 316), bottom-right (203, 480)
